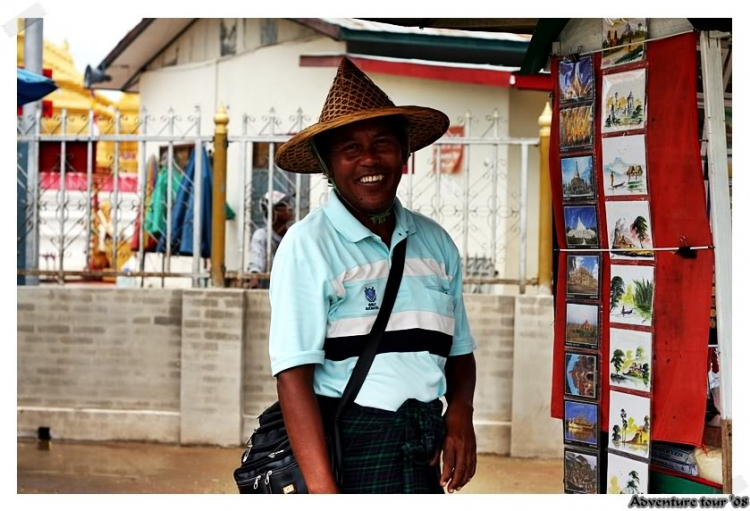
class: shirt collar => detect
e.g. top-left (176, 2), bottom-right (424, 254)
top-left (323, 190), bottom-right (417, 243)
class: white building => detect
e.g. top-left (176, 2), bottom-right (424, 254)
top-left (94, 18), bottom-right (551, 291)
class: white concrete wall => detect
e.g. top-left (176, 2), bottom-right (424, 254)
top-left (504, 88), bottom-right (550, 292)
top-left (17, 287), bottom-right (558, 457)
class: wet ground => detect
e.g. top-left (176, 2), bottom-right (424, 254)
top-left (18, 439), bottom-right (563, 494)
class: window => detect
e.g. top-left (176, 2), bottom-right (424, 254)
top-left (260, 19), bottom-right (278, 46)
top-left (220, 19), bottom-right (237, 56)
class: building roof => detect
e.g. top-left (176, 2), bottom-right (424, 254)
top-left (300, 53), bottom-right (550, 91)
top-left (321, 18), bottom-right (532, 42)
top-left (95, 18), bottom-right (195, 91)
top-left (94, 18), bottom-right (537, 92)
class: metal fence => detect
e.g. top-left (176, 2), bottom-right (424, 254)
top-left (17, 106), bottom-right (540, 291)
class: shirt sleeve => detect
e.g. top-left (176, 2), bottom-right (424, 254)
top-left (446, 239), bottom-right (477, 357)
top-left (268, 231), bottom-right (334, 376)
top-left (248, 229), bottom-right (267, 273)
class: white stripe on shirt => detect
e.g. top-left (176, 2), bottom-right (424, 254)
top-left (329, 257), bottom-right (451, 297)
top-left (326, 310), bottom-right (455, 338)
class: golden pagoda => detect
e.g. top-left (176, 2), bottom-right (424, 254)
top-left (17, 20), bottom-right (139, 174)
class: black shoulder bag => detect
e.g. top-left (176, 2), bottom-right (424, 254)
top-left (234, 239), bottom-right (408, 494)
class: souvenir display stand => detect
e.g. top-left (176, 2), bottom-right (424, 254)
top-left (548, 20), bottom-right (731, 495)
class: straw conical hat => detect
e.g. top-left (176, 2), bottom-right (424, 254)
top-left (275, 57), bottom-right (449, 174)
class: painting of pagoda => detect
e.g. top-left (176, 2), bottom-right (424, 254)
top-left (602, 69), bottom-right (646, 133)
top-left (565, 449), bottom-right (599, 494)
top-left (565, 352), bottom-right (598, 399)
top-left (566, 302), bottom-right (599, 348)
top-left (562, 155), bottom-right (596, 202)
top-left (564, 400), bottom-right (598, 447)
top-left (566, 255), bottom-right (600, 298)
top-left (564, 205), bottom-right (599, 247)
top-left (602, 18), bottom-right (647, 68)
top-left (559, 56), bottom-right (595, 103)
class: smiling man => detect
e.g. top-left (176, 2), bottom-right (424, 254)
top-left (269, 58), bottom-right (477, 494)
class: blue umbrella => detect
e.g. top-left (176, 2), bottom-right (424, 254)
top-left (17, 68), bottom-right (57, 107)
top-left (157, 147), bottom-right (212, 258)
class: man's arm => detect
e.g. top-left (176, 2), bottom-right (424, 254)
top-left (431, 353), bottom-right (477, 493)
top-left (248, 229), bottom-right (267, 274)
top-left (276, 365), bottom-right (339, 494)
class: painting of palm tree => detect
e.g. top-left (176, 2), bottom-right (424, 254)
top-left (610, 265), bottom-right (655, 327)
top-left (608, 391), bottom-right (651, 458)
top-left (625, 470), bottom-right (641, 493)
top-left (607, 453), bottom-right (649, 494)
top-left (605, 201), bottom-right (654, 259)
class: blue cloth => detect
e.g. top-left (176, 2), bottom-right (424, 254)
top-left (17, 68), bottom-right (57, 106)
top-left (156, 147), bottom-right (212, 258)
top-left (269, 191), bottom-right (476, 412)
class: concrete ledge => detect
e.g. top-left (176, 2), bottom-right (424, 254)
top-left (475, 420), bottom-right (511, 455)
top-left (17, 407), bottom-right (180, 444)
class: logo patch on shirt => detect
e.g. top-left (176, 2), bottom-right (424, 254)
top-left (364, 287), bottom-right (379, 311)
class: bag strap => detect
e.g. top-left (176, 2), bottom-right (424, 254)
top-left (334, 238), bottom-right (408, 420)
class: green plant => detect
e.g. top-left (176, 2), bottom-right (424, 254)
top-left (632, 215), bottom-right (649, 248)
top-left (642, 363), bottom-right (650, 387)
top-left (611, 349), bottom-right (625, 374)
top-left (633, 278), bottom-right (654, 317)
top-left (611, 276), bottom-right (625, 310)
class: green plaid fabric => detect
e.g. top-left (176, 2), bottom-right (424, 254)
top-left (336, 398), bottom-right (445, 494)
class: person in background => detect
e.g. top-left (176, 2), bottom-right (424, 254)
top-left (247, 191), bottom-right (294, 289)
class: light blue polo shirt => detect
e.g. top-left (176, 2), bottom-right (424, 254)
top-left (268, 191), bottom-right (476, 412)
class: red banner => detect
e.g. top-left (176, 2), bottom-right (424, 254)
top-left (433, 125), bottom-right (464, 174)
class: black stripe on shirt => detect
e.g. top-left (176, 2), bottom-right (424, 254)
top-left (323, 328), bottom-right (453, 361)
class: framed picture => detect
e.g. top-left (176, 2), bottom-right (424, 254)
top-left (608, 390), bottom-right (651, 459)
top-left (565, 302), bottom-right (600, 349)
top-left (559, 56), bottom-right (595, 103)
top-left (560, 104), bottom-right (595, 151)
top-left (565, 352), bottom-right (599, 400)
top-left (566, 254), bottom-right (600, 299)
top-left (564, 205), bottom-right (599, 248)
top-left (602, 134), bottom-right (648, 196)
top-left (562, 155), bottom-right (596, 202)
top-left (610, 265), bottom-right (655, 328)
top-left (602, 18), bottom-right (647, 69)
top-left (609, 328), bottom-right (653, 392)
top-left (564, 399), bottom-right (599, 448)
top-left (605, 200), bottom-right (654, 259)
top-left (565, 447), bottom-right (600, 494)
top-left (607, 452), bottom-right (649, 494)
top-left (602, 69), bottom-right (646, 133)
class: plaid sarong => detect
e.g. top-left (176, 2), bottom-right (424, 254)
top-left (321, 397), bottom-right (445, 494)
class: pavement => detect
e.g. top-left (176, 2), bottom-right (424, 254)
top-left (18, 439), bottom-right (563, 494)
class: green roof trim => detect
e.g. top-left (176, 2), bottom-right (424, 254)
top-left (519, 18), bottom-right (569, 75)
top-left (338, 27), bottom-right (529, 54)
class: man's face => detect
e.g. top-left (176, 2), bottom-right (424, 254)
top-left (273, 203), bottom-right (293, 225)
top-left (326, 117), bottom-right (405, 215)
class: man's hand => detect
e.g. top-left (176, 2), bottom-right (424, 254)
top-left (432, 353), bottom-right (477, 493)
top-left (277, 366), bottom-right (340, 494)
top-left (430, 401), bottom-right (476, 493)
